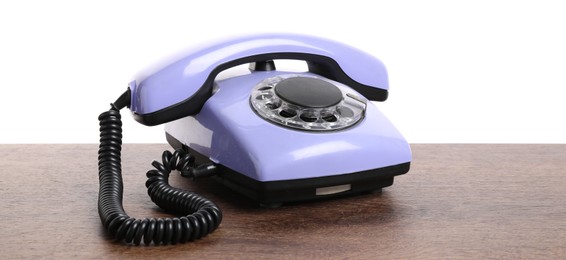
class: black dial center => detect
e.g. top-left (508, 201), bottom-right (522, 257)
top-left (274, 77), bottom-right (342, 108)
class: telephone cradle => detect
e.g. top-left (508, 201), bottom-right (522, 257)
top-left (96, 33), bottom-right (411, 245)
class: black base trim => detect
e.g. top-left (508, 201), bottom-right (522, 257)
top-left (166, 133), bottom-right (409, 204)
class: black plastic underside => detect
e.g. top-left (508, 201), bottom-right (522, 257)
top-left (166, 133), bottom-right (409, 204)
top-left (134, 53), bottom-right (389, 126)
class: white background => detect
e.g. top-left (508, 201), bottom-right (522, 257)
top-left (1, 0), bottom-right (565, 143)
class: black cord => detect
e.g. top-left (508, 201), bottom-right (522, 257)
top-left (97, 90), bottom-right (222, 245)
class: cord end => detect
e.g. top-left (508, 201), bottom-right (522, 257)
top-left (181, 164), bottom-right (217, 180)
top-left (112, 88), bottom-right (131, 111)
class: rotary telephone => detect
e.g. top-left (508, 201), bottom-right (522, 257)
top-left (97, 33), bottom-right (411, 245)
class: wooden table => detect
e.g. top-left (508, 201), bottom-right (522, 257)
top-left (1, 144), bottom-right (565, 259)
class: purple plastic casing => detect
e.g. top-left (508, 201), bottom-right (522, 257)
top-left (165, 71), bottom-right (411, 182)
top-left (129, 33), bottom-right (389, 116)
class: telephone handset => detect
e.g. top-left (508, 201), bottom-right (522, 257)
top-left (129, 33), bottom-right (389, 126)
top-left (97, 33), bottom-right (411, 246)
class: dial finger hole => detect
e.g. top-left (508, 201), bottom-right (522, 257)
top-left (322, 114), bottom-right (337, 122)
top-left (279, 109), bottom-right (297, 118)
top-left (337, 106), bottom-right (354, 117)
top-left (255, 93), bottom-right (273, 100)
top-left (320, 110), bottom-right (337, 122)
top-left (300, 112), bottom-right (317, 122)
top-left (265, 101), bottom-right (281, 110)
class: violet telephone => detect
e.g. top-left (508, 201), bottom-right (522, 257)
top-left (97, 33), bottom-right (411, 245)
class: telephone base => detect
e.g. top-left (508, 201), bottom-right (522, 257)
top-left (167, 133), bottom-right (410, 205)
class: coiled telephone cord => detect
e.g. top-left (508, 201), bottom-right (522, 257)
top-left (97, 91), bottom-right (222, 245)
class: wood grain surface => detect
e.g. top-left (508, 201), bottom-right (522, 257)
top-left (1, 144), bottom-right (565, 259)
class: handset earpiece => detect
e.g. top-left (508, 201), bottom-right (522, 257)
top-left (130, 33), bottom-right (389, 126)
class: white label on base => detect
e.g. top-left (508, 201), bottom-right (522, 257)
top-left (316, 184), bottom-right (352, 196)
